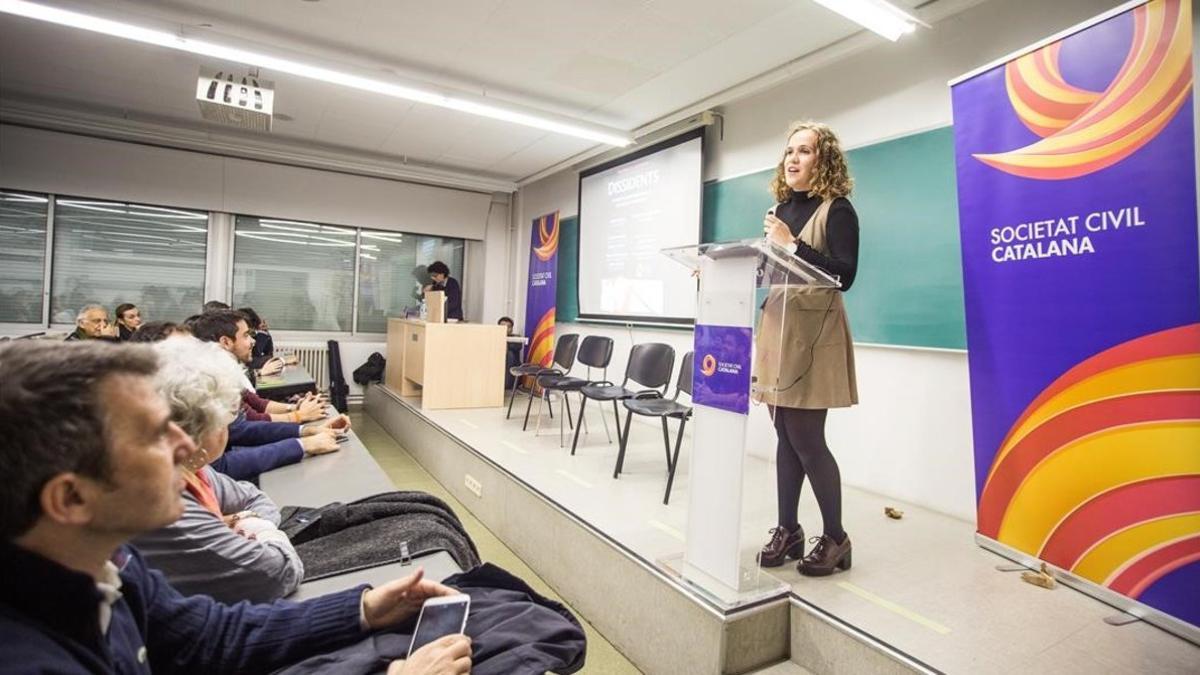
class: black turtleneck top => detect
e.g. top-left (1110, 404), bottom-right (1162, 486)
top-left (774, 190), bottom-right (860, 291)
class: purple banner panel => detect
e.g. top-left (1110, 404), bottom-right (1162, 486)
top-left (692, 324), bottom-right (752, 415)
top-left (951, 0), bottom-right (1199, 629)
top-left (524, 212), bottom-right (560, 368)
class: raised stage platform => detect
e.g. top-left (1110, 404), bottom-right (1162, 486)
top-left (365, 384), bottom-right (1198, 674)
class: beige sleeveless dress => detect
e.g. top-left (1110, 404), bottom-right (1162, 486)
top-left (751, 199), bottom-right (858, 409)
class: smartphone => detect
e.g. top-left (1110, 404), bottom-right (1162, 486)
top-left (407, 595), bottom-right (470, 658)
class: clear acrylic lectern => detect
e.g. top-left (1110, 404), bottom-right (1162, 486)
top-left (659, 237), bottom-right (841, 607)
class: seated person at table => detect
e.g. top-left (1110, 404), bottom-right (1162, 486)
top-left (129, 320), bottom-right (188, 343)
top-left (498, 316), bottom-right (523, 389)
top-left (239, 306), bottom-right (278, 369)
top-left (65, 304), bottom-right (119, 342)
top-left (134, 337), bottom-right (304, 602)
top-left (113, 303), bottom-right (143, 341)
top-left (0, 340), bottom-right (474, 675)
top-left (422, 261), bottom-right (464, 321)
top-left (203, 299), bottom-right (230, 312)
top-left (133, 336), bottom-right (304, 598)
top-left (215, 412), bottom-right (345, 482)
top-left (191, 311), bottom-right (316, 422)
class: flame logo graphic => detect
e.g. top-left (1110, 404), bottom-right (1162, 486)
top-left (977, 323), bottom-right (1200, 601)
top-left (974, 0), bottom-right (1192, 180)
top-left (700, 354), bottom-right (717, 377)
top-left (533, 213), bottom-right (559, 262)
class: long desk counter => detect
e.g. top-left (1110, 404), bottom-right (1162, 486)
top-left (259, 414), bottom-right (463, 590)
top-left (385, 318), bottom-right (506, 409)
top-left (255, 364), bottom-right (318, 401)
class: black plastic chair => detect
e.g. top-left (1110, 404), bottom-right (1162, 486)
top-left (616, 352), bottom-right (694, 504)
top-left (571, 342), bottom-right (675, 457)
top-left (514, 334), bottom-right (579, 431)
top-left (326, 340), bottom-right (350, 413)
top-left (538, 335), bottom-right (614, 447)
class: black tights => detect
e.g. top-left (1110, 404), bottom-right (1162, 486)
top-left (773, 407), bottom-right (845, 543)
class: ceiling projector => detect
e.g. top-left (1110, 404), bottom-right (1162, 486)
top-left (196, 68), bottom-right (275, 131)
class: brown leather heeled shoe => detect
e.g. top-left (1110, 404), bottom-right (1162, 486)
top-left (797, 534), bottom-right (852, 576)
top-left (757, 525), bottom-right (805, 568)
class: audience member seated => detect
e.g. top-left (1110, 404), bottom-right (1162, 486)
top-left (113, 303), bottom-right (143, 341)
top-left (239, 306), bottom-right (285, 370)
top-left (203, 300), bottom-right (230, 312)
top-left (65, 304), bottom-right (118, 341)
top-left (191, 310), bottom-right (315, 421)
top-left (215, 412), bottom-right (345, 482)
top-left (129, 320), bottom-right (188, 343)
top-left (133, 337), bottom-right (305, 602)
top-left (0, 340), bottom-right (475, 675)
top-left (498, 316), bottom-right (523, 390)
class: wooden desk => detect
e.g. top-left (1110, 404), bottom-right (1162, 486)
top-left (385, 319), bottom-right (506, 409)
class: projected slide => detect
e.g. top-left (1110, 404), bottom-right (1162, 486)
top-left (578, 130), bottom-right (702, 323)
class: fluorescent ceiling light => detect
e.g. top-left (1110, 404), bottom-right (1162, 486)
top-left (0, 0), bottom-right (634, 147)
top-left (810, 0), bottom-right (925, 42)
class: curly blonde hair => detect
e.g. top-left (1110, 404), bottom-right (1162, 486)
top-left (769, 121), bottom-right (854, 203)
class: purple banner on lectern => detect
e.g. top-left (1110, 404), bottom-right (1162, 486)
top-left (692, 324), bottom-right (752, 415)
top-left (951, 0), bottom-right (1199, 630)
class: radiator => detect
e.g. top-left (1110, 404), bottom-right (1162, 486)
top-left (282, 344), bottom-right (329, 393)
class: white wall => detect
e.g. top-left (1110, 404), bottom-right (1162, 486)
top-left (0, 124), bottom-right (493, 240)
top-left (514, 0), bottom-right (1121, 522)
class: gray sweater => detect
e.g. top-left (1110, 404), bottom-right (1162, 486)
top-left (133, 467), bottom-right (304, 603)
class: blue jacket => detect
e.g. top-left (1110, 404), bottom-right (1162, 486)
top-left (213, 418), bottom-right (305, 481)
top-left (0, 540), bottom-right (367, 674)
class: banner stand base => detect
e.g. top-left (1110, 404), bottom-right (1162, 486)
top-left (976, 534), bottom-right (1200, 646)
top-left (994, 563), bottom-right (1026, 572)
top-left (1103, 613), bottom-right (1142, 627)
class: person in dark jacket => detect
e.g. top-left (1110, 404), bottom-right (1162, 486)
top-left (114, 302), bottom-right (142, 341)
top-left (65, 304), bottom-right (119, 342)
top-left (422, 261), bottom-right (464, 321)
top-left (0, 341), bottom-right (471, 675)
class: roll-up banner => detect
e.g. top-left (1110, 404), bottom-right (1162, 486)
top-left (524, 211), bottom-right (560, 371)
top-left (951, 0), bottom-right (1199, 641)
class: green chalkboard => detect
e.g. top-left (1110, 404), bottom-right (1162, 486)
top-left (558, 126), bottom-right (967, 349)
top-left (556, 216), bottom-right (580, 323)
top-left (699, 126), bottom-right (965, 349)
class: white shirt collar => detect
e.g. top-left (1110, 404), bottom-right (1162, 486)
top-left (95, 560), bottom-right (124, 634)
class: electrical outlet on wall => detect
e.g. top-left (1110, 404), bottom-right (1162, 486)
top-left (464, 474), bottom-right (482, 498)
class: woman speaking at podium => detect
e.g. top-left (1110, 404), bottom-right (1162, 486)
top-left (754, 121), bottom-right (860, 577)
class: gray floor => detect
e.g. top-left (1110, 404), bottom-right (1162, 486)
top-left (403, 395), bottom-right (1200, 674)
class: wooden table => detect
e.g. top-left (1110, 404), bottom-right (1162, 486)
top-left (385, 318), bottom-right (506, 409)
top-left (255, 364), bottom-right (317, 402)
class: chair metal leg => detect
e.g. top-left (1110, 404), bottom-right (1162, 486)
top-left (559, 393), bottom-right (565, 447)
top-left (570, 395), bottom-right (588, 455)
top-left (505, 375), bottom-right (521, 419)
top-left (564, 394), bottom-right (574, 430)
top-left (660, 416), bottom-right (672, 469)
top-left (612, 400), bottom-right (623, 440)
top-left (613, 407), bottom-right (634, 479)
top-left (598, 398), bottom-right (611, 443)
top-left (547, 389), bottom-right (553, 419)
top-left (534, 391), bottom-right (548, 435)
top-left (522, 384), bottom-right (536, 430)
top-left (664, 417), bottom-right (688, 505)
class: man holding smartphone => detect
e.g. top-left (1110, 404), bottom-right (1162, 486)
top-left (0, 341), bottom-right (470, 675)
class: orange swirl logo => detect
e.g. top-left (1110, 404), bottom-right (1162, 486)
top-left (975, 0), bottom-right (1192, 180)
top-left (533, 213), bottom-right (559, 262)
top-left (977, 323), bottom-right (1200, 600)
top-left (700, 354), bottom-right (717, 377)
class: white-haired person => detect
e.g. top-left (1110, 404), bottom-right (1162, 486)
top-left (132, 337), bottom-right (304, 602)
top-left (65, 304), bottom-right (119, 341)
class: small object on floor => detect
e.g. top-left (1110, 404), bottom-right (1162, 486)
top-left (1020, 563), bottom-right (1056, 589)
top-left (884, 506), bottom-right (904, 520)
